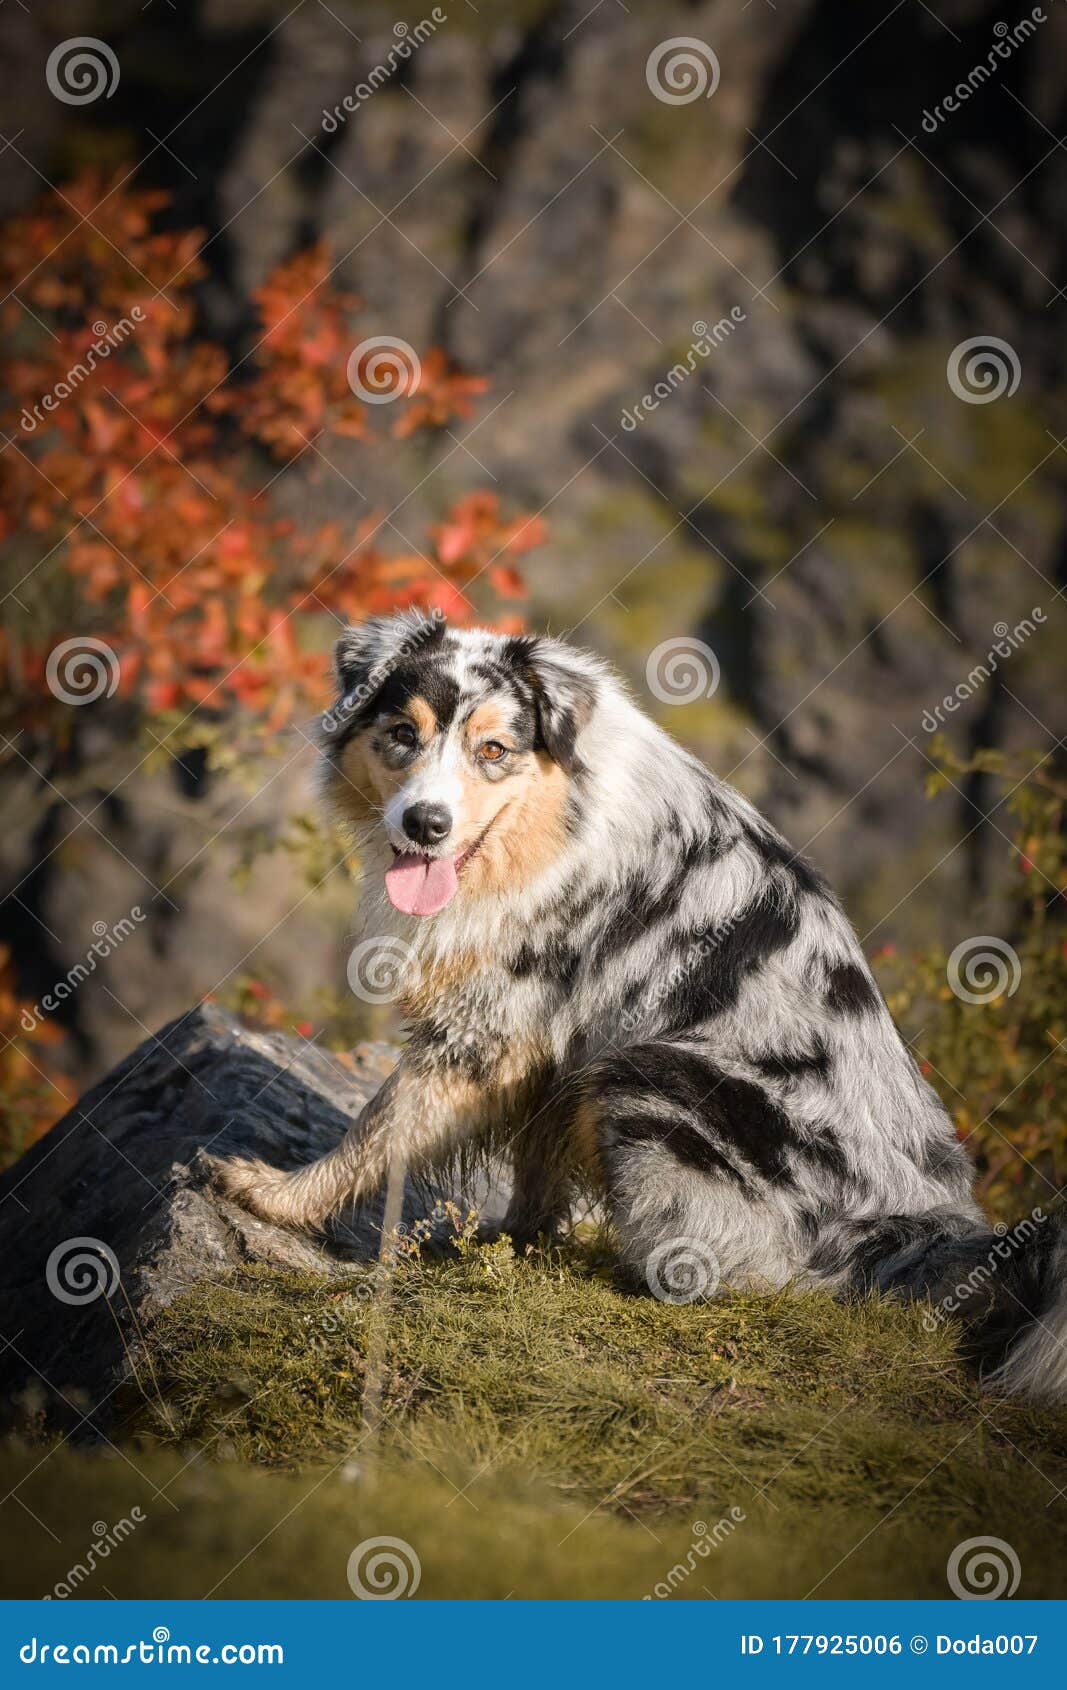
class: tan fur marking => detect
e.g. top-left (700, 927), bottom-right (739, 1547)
top-left (492, 1039), bottom-right (551, 1093)
top-left (395, 1062), bottom-right (483, 1128)
top-left (405, 695), bottom-right (437, 740)
top-left (334, 720), bottom-right (413, 816)
top-left (333, 694), bottom-right (442, 823)
top-left (401, 949), bottom-right (483, 1017)
top-left (460, 753), bottom-right (570, 896)
top-left (326, 734), bottom-right (383, 826)
top-left (571, 1094), bottom-right (604, 1181)
top-left (464, 700), bottom-right (512, 747)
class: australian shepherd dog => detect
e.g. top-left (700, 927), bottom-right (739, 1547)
top-left (214, 612), bottom-right (1067, 1402)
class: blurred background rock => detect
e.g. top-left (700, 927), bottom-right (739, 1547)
top-left (2, 0), bottom-right (1065, 1102)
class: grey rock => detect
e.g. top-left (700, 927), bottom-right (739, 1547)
top-left (0, 1004), bottom-right (431, 1434)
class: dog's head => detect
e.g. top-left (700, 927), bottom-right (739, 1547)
top-left (320, 613), bottom-right (599, 916)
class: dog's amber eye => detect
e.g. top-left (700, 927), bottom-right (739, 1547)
top-left (479, 740), bottom-right (507, 763)
top-left (389, 722), bottom-right (418, 750)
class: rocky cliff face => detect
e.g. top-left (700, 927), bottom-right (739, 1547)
top-left (3, 0), bottom-right (1065, 1078)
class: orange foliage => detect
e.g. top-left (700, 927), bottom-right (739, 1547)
top-left (0, 946), bottom-right (72, 1165)
top-left (0, 173), bottom-right (539, 733)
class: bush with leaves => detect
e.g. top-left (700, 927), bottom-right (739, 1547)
top-left (875, 739), bottom-right (1066, 1220)
top-left (0, 173), bottom-right (541, 741)
top-left (0, 944), bottom-right (73, 1167)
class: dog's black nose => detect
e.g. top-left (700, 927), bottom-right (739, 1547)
top-left (402, 802), bottom-right (452, 847)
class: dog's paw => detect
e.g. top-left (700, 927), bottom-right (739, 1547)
top-left (473, 1216), bottom-right (508, 1245)
top-left (199, 1150), bottom-right (291, 1222)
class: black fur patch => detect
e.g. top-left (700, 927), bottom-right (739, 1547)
top-left (823, 1212), bottom-right (1067, 1379)
top-left (507, 876), bottom-right (615, 982)
top-left (501, 635), bottom-right (596, 773)
top-left (743, 824), bottom-right (831, 900)
top-left (464, 665), bottom-right (540, 750)
top-left (578, 813), bottom-right (742, 978)
top-left (754, 1039), bottom-right (832, 1084)
top-left (919, 1132), bottom-right (966, 1182)
top-left (584, 874), bottom-right (685, 968)
top-left (656, 889), bottom-right (800, 1034)
top-left (823, 960), bottom-right (880, 1016)
top-left (509, 932), bottom-right (583, 988)
top-left (468, 659), bottom-right (536, 708)
top-left (596, 1042), bottom-right (730, 1119)
top-left (593, 1044), bottom-right (852, 1194)
top-left (600, 1104), bottom-right (750, 1188)
top-left (407, 1019), bottom-right (493, 1083)
top-left (697, 1068), bottom-right (802, 1186)
top-left (334, 617), bottom-right (446, 699)
top-left (594, 1045), bottom-right (796, 1187)
top-left (372, 663), bottom-right (461, 731)
top-left (802, 1122), bottom-right (851, 1184)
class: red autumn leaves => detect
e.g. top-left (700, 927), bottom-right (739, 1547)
top-left (1, 173), bottom-right (542, 732)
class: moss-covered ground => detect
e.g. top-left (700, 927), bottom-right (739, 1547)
top-left (4, 1236), bottom-right (1066, 1599)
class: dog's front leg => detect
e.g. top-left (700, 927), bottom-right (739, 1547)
top-left (210, 1061), bottom-right (487, 1230)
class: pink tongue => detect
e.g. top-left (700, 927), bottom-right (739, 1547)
top-left (385, 852), bottom-right (459, 916)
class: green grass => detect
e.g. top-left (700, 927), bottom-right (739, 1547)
top-left (4, 1236), bottom-right (1067, 1599)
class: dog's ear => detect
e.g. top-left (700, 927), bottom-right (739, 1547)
top-left (332, 617), bottom-right (396, 701)
top-left (506, 636), bottom-right (598, 772)
top-left (327, 611), bottom-right (445, 732)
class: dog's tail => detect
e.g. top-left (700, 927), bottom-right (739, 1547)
top-left (832, 1205), bottom-right (1067, 1403)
